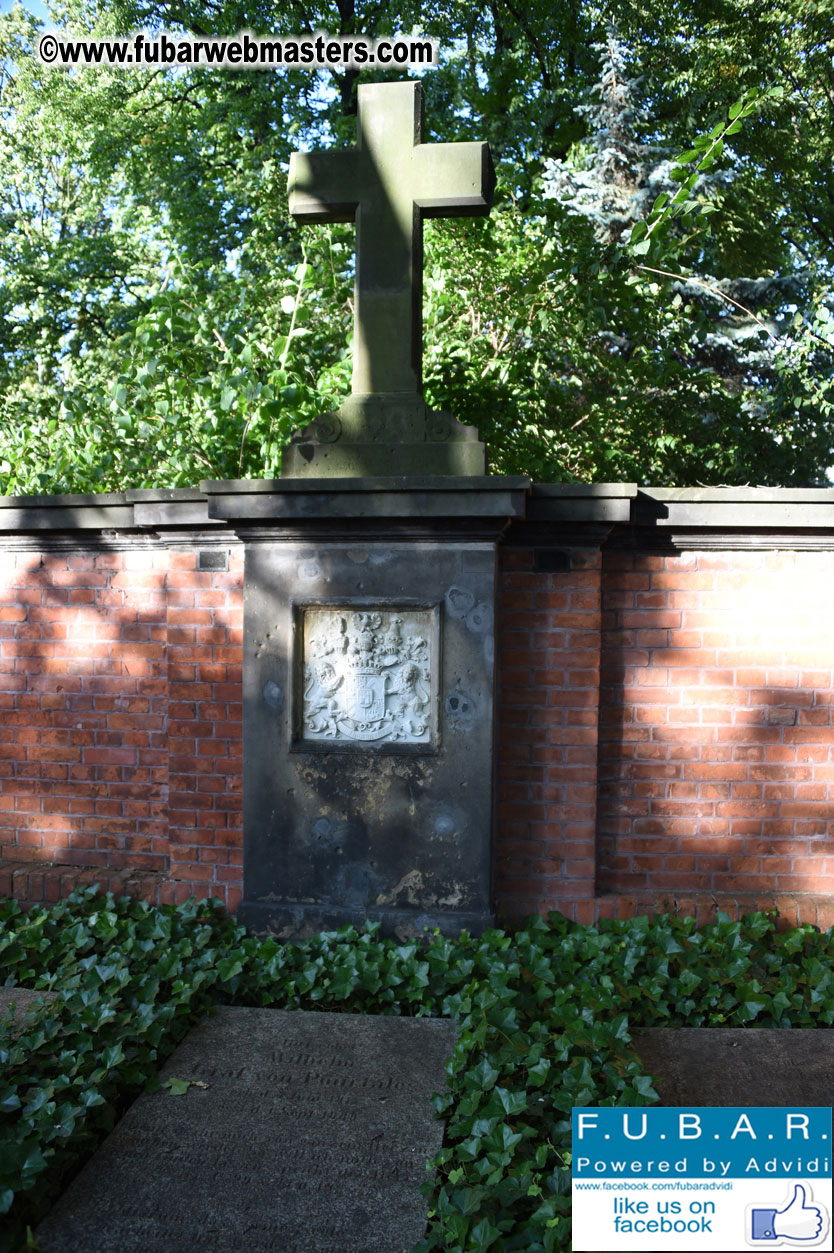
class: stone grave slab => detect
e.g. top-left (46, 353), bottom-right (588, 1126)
top-left (36, 1007), bottom-right (457, 1253)
top-left (634, 1028), bottom-right (834, 1106)
top-left (0, 986), bottom-right (56, 1036)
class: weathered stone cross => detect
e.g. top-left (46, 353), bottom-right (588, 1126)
top-left (284, 80), bottom-right (494, 476)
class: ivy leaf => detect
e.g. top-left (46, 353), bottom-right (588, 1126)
top-left (470, 1216), bottom-right (502, 1249)
top-left (527, 1058), bottom-right (551, 1087)
top-left (466, 1057), bottom-right (499, 1093)
top-left (610, 1013), bottom-right (631, 1041)
top-left (162, 1077), bottom-right (192, 1096)
top-left (495, 1086), bottom-right (527, 1116)
top-left (217, 958), bottom-right (243, 982)
top-left (0, 1089), bottom-right (21, 1113)
top-left (632, 1075), bottom-right (659, 1100)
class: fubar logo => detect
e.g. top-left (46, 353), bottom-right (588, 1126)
top-left (571, 1107), bottom-right (832, 1252)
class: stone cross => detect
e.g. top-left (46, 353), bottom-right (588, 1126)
top-left (284, 80), bottom-right (494, 475)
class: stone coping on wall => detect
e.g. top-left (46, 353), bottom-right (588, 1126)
top-left (201, 474), bottom-right (530, 525)
top-left (0, 481), bottom-right (832, 544)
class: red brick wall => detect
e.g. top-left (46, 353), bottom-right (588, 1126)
top-left (3, 536), bottom-right (833, 930)
top-left (496, 545), bottom-right (834, 930)
top-left (597, 550), bottom-right (834, 926)
top-left (497, 546), bottom-right (602, 925)
top-left (0, 546), bottom-right (243, 909)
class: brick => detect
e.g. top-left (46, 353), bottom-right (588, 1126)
top-left (4, 537), bottom-right (833, 928)
top-left (652, 572), bottom-right (715, 590)
top-left (168, 861), bottom-right (214, 881)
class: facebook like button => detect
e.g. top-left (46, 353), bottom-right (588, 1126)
top-left (571, 1107), bottom-right (832, 1252)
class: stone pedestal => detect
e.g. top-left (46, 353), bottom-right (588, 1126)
top-left (205, 477), bottom-right (527, 940)
top-left (281, 396), bottom-right (487, 478)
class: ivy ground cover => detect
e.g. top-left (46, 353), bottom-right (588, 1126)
top-left (2, 889), bottom-right (833, 1252)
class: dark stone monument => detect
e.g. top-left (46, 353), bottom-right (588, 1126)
top-left (208, 476), bottom-right (525, 939)
top-left (634, 1028), bottom-right (834, 1106)
top-left (36, 1007), bottom-right (457, 1253)
top-left (284, 80), bottom-right (493, 478)
top-left (205, 81), bottom-right (528, 939)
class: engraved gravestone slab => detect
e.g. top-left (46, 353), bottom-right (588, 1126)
top-left (302, 606), bottom-right (434, 745)
top-left (36, 1007), bottom-right (457, 1253)
top-left (634, 1028), bottom-right (834, 1106)
top-left (0, 986), bottom-right (56, 1037)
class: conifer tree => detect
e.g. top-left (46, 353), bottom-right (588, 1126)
top-left (542, 24), bottom-right (832, 474)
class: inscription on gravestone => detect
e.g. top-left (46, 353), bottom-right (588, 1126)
top-left (36, 1007), bottom-right (457, 1253)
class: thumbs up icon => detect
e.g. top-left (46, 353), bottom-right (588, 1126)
top-left (750, 1183), bottom-right (828, 1244)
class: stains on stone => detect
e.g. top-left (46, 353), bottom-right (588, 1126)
top-left (262, 680), bottom-right (283, 710)
top-left (310, 816), bottom-right (349, 852)
top-left (445, 586), bottom-right (474, 617)
top-left (445, 690), bottom-right (476, 730)
top-left (464, 602), bottom-right (490, 634)
top-left (301, 754), bottom-right (431, 809)
top-left (446, 588), bottom-right (491, 638)
top-left (432, 811), bottom-right (456, 837)
top-left (375, 869), bottom-right (425, 907)
top-left (375, 869), bottom-right (467, 911)
top-left (347, 549), bottom-right (394, 566)
top-left (765, 706), bottom-right (798, 725)
top-left (297, 761), bottom-right (330, 793)
top-left (329, 862), bottom-right (381, 907)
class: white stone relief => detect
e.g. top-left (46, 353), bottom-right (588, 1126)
top-left (302, 608), bottom-right (432, 744)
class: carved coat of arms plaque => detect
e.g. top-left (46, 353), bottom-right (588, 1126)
top-left (302, 608), bottom-right (433, 745)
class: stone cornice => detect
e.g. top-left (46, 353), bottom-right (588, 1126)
top-left (0, 481), bottom-right (832, 548)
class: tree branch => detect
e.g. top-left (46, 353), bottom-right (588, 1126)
top-left (635, 265), bottom-right (781, 342)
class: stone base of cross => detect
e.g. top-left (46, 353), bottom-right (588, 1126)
top-left (281, 80), bottom-right (493, 479)
top-left (281, 393), bottom-right (486, 477)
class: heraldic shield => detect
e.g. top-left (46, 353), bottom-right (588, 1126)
top-left (347, 667), bottom-right (386, 723)
top-left (301, 606), bottom-right (434, 745)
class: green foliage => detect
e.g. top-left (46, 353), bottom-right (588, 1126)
top-left (0, 0), bottom-right (832, 490)
top-left (628, 88), bottom-right (777, 262)
top-left (2, 891), bottom-right (834, 1251)
top-left (0, 889), bottom-right (234, 1251)
top-left (423, 202), bottom-right (764, 483)
top-left (620, 82), bottom-right (834, 483)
